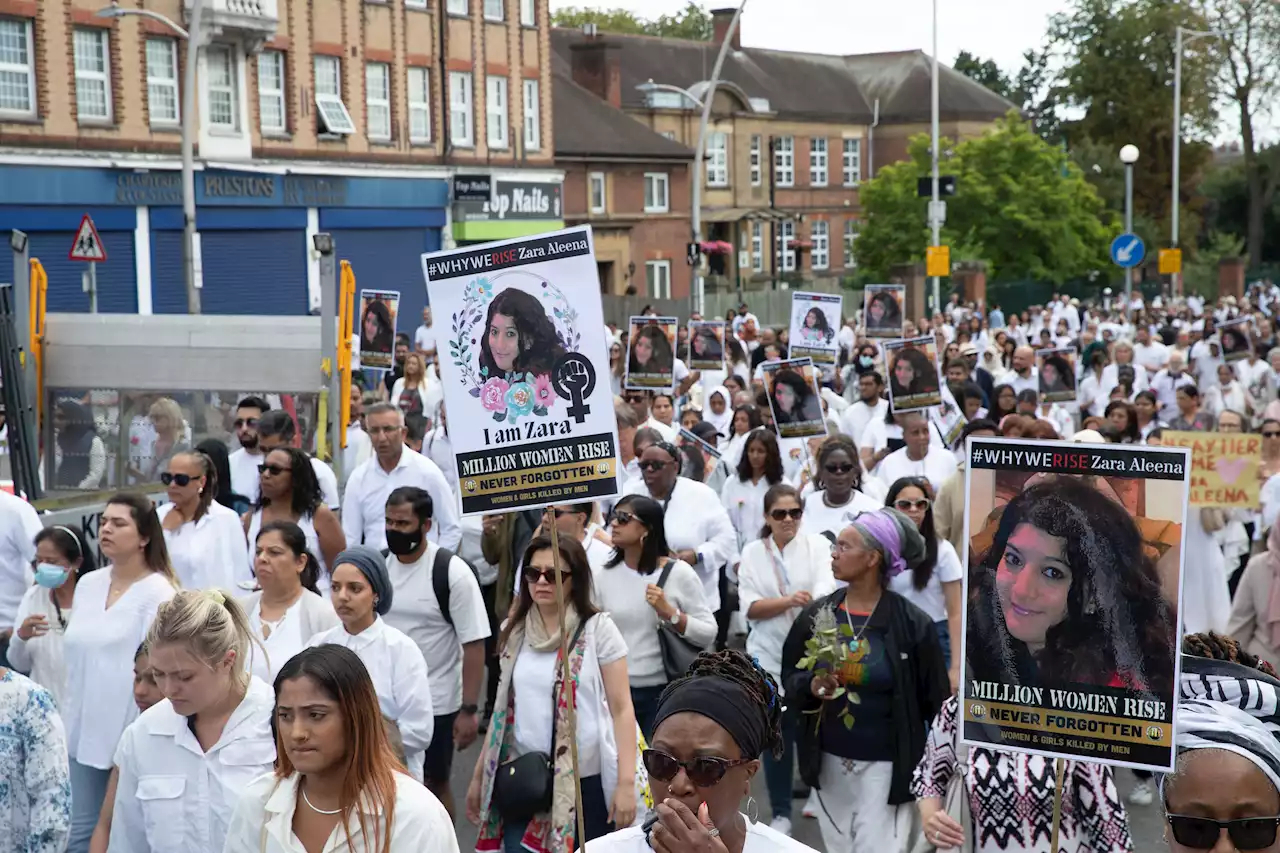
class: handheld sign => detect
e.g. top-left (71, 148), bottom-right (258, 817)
top-left (788, 291), bottom-right (842, 365)
top-left (883, 336), bottom-right (942, 412)
top-left (762, 358), bottom-right (826, 440)
top-left (863, 284), bottom-right (905, 338)
top-left (357, 290), bottom-right (400, 371)
top-left (1163, 431), bottom-right (1261, 508)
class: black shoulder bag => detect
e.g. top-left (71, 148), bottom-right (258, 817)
top-left (655, 559), bottom-right (704, 681)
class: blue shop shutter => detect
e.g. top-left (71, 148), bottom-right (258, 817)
top-left (329, 229), bottom-right (436, 335)
top-left (153, 230), bottom-right (306, 315)
top-left (150, 230), bottom-right (186, 314)
top-left (28, 231), bottom-right (138, 313)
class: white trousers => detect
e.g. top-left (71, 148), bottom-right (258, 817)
top-left (815, 753), bottom-right (912, 853)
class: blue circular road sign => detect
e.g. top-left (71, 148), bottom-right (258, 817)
top-left (1111, 233), bottom-right (1146, 269)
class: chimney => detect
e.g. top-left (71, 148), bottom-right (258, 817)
top-left (570, 36), bottom-right (622, 108)
top-left (711, 8), bottom-right (741, 50)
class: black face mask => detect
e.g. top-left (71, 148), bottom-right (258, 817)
top-left (385, 528), bottom-right (424, 556)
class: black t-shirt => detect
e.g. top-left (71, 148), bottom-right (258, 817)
top-left (819, 606), bottom-right (895, 762)
top-left (383, 363), bottom-right (404, 396)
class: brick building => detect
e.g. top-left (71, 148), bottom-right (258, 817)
top-left (0, 0), bottom-right (564, 320)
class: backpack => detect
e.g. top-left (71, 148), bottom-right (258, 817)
top-left (380, 544), bottom-right (477, 630)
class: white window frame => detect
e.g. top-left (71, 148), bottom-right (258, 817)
top-left (449, 71), bottom-right (473, 147)
top-left (751, 221), bottom-right (763, 272)
top-left (777, 220), bottom-right (796, 272)
top-left (407, 67), bottom-right (431, 143)
top-left (644, 172), bottom-right (669, 213)
top-left (74, 28), bottom-right (112, 123)
top-left (486, 76), bottom-right (509, 149)
top-left (843, 138), bottom-right (862, 186)
top-left (775, 136), bottom-right (794, 187)
top-left (257, 50), bottom-right (286, 134)
top-left (406, 0), bottom-right (428, 7)
top-left (365, 61), bottom-right (391, 141)
top-left (484, 0), bottom-right (504, 20)
top-left (811, 221), bottom-right (829, 270)
top-left (0, 17), bottom-right (35, 119)
top-left (314, 55), bottom-right (355, 135)
top-left (589, 172), bottom-right (606, 214)
top-left (844, 220), bottom-right (858, 268)
top-left (205, 44), bottom-right (240, 132)
top-left (646, 260), bottom-right (672, 299)
top-left (522, 78), bottom-right (540, 150)
top-left (145, 37), bottom-right (179, 126)
top-left (809, 137), bottom-right (828, 187)
top-left (705, 131), bottom-right (728, 187)
top-left (447, 0), bottom-right (468, 13)
top-left (520, 0), bottom-right (536, 26)
top-left (749, 135), bottom-right (762, 187)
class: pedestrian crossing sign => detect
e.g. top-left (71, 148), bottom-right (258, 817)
top-left (68, 214), bottom-right (107, 262)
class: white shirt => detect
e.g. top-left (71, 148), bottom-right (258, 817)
top-left (228, 447), bottom-right (264, 503)
top-left (344, 424), bottom-right (374, 482)
top-left (0, 490), bottom-right (42, 628)
top-left (63, 569), bottom-right (175, 768)
top-left (307, 618), bottom-right (435, 782)
top-left (1150, 369), bottom-right (1197, 422)
top-left (874, 445), bottom-right (958, 497)
top-left (110, 677), bottom-right (276, 853)
top-left (998, 369), bottom-right (1039, 396)
top-left (738, 533), bottom-right (837, 684)
top-left (224, 770), bottom-right (458, 853)
top-left (6, 585), bottom-right (72, 710)
top-left (158, 502), bottom-right (251, 590)
top-left (422, 427), bottom-right (457, 490)
top-left (799, 489), bottom-right (883, 539)
top-left (245, 591), bottom-right (340, 683)
top-left (721, 475), bottom-right (774, 554)
top-left (415, 323), bottom-right (436, 354)
top-left (889, 538), bottom-right (963, 622)
top-left (588, 818), bottom-right (813, 853)
top-left (1133, 341), bottom-right (1169, 375)
top-left (341, 447), bottom-right (460, 552)
top-left (383, 542), bottom-right (491, 715)
top-left (839, 397), bottom-right (888, 445)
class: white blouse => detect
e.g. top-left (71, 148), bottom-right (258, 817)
top-left (158, 502), bottom-right (251, 590)
top-left (5, 584), bottom-right (73, 711)
top-left (307, 619), bottom-right (435, 783)
top-left (62, 569), bottom-right (175, 769)
top-left (721, 475), bottom-right (773, 553)
top-left (738, 534), bottom-right (837, 685)
top-left (888, 538), bottom-right (964, 623)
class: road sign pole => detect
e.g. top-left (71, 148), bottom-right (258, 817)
top-left (1123, 162), bottom-right (1134, 321)
top-left (929, 0), bottom-right (941, 316)
top-left (10, 231), bottom-right (34, 423)
top-left (87, 262), bottom-right (98, 314)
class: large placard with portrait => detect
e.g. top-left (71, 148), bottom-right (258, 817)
top-left (422, 225), bottom-right (620, 515)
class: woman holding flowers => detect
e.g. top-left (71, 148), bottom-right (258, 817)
top-left (780, 508), bottom-right (948, 853)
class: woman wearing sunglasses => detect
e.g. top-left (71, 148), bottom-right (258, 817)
top-left (156, 451), bottom-right (250, 590)
top-left (588, 649), bottom-right (819, 853)
top-left (599, 495), bottom-right (718, 738)
top-left (468, 535), bottom-right (642, 853)
top-left (243, 446), bottom-right (345, 592)
top-left (737, 485), bottom-right (836, 835)
top-left (798, 435), bottom-right (881, 541)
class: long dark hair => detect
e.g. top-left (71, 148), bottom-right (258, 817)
top-left (890, 346), bottom-right (937, 398)
top-left (990, 383), bottom-right (1017, 421)
top-left (361, 299), bottom-right (394, 353)
top-left (606, 494), bottom-right (669, 574)
top-left (105, 492), bottom-right (178, 585)
top-left (34, 524), bottom-right (98, 629)
top-left (770, 368), bottom-right (819, 425)
top-left (867, 290), bottom-right (902, 329)
top-left (966, 478), bottom-right (1174, 695)
top-left (736, 428), bottom-right (784, 485)
top-left (256, 446), bottom-right (324, 520)
top-left (195, 438), bottom-right (247, 512)
top-left (502, 535), bottom-right (601, 648)
top-left (629, 322), bottom-right (675, 375)
top-left (801, 307), bottom-right (834, 343)
top-left (478, 288), bottom-right (566, 379)
top-left (1040, 354), bottom-right (1074, 392)
top-left (731, 404), bottom-right (763, 438)
top-left (256, 520), bottom-right (321, 594)
top-left (1104, 400), bottom-right (1140, 443)
top-left (885, 477), bottom-right (937, 591)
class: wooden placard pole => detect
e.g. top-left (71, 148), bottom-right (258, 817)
top-left (547, 508), bottom-right (588, 850)
top-left (1049, 756), bottom-right (1066, 852)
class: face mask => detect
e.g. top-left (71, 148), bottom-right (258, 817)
top-left (34, 562), bottom-right (70, 589)
top-left (858, 355), bottom-right (874, 368)
top-left (385, 528), bottom-right (424, 556)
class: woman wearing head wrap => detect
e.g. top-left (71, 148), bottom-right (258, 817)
top-left (780, 508), bottom-right (949, 852)
top-left (306, 545), bottom-right (435, 784)
top-left (588, 649), bottom-right (821, 853)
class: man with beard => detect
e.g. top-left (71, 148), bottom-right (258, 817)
top-left (226, 395), bottom-right (269, 499)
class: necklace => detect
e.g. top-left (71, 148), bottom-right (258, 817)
top-left (301, 787), bottom-right (342, 815)
top-left (842, 598), bottom-right (877, 654)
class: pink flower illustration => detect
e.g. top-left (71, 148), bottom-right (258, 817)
top-left (533, 373), bottom-right (555, 408)
top-left (479, 377), bottom-right (510, 412)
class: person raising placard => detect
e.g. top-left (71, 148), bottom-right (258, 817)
top-left (889, 347), bottom-right (936, 403)
top-left (629, 323), bottom-right (675, 378)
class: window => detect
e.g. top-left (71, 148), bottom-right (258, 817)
top-left (646, 260), bottom-right (672, 299)
top-left (0, 17), bottom-right (35, 118)
top-left (486, 76), bottom-right (508, 148)
top-left (522, 79), bottom-right (540, 149)
top-left (843, 138), bottom-right (861, 186)
top-left (810, 138), bottom-right (827, 187)
top-left (775, 136), bottom-right (794, 187)
top-left (408, 67), bottom-right (431, 142)
top-left (74, 29), bottom-right (112, 122)
top-left (405, 0), bottom-right (427, 7)
top-left (484, 0), bottom-right (504, 20)
top-left (749, 135), bottom-right (762, 187)
top-left (449, 71), bottom-right (473, 146)
top-left (644, 173), bottom-right (669, 213)
top-left (777, 220), bottom-right (795, 272)
top-left (589, 172), bottom-right (606, 214)
top-left (844, 220), bottom-right (858, 268)
top-left (145, 38), bottom-right (179, 126)
top-left (447, 0), bottom-right (468, 12)
top-left (660, 130), bottom-right (676, 140)
top-left (751, 222), bottom-right (763, 272)
top-left (314, 55), bottom-right (355, 134)
top-left (705, 131), bottom-right (728, 187)
top-left (365, 62), bottom-right (391, 141)
top-left (812, 221), bottom-right (829, 270)
top-left (520, 0), bottom-right (535, 26)
top-left (206, 44), bottom-right (239, 130)
top-left (257, 50), bottom-right (286, 134)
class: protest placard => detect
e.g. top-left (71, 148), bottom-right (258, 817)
top-left (1163, 431), bottom-right (1261, 508)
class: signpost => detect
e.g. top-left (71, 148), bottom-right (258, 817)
top-left (1159, 248), bottom-right (1183, 276)
top-left (68, 214), bottom-right (107, 313)
top-left (1110, 233), bottom-right (1145, 269)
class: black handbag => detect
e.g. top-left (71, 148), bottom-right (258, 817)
top-left (655, 559), bottom-right (703, 680)
top-left (492, 620), bottom-right (587, 821)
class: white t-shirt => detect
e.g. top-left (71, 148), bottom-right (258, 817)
top-left (383, 542), bottom-right (492, 715)
top-left (0, 489), bottom-right (42, 628)
top-left (889, 539), bottom-right (963, 622)
top-left (512, 613), bottom-right (626, 775)
top-left (874, 445), bottom-right (959, 496)
top-left (589, 818), bottom-right (817, 853)
top-left (840, 398), bottom-right (888, 446)
top-left (799, 489), bottom-right (883, 539)
top-left (415, 323), bottom-right (435, 354)
top-left (228, 447), bottom-right (264, 502)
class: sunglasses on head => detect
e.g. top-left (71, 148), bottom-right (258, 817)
top-left (1165, 814), bottom-right (1280, 850)
top-left (824, 463), bottom-right (856, 474)
top-left (234, 417), bottom-right (259, 429)
top-left (769, 507), bottom-right (804, 521)
top-left (894, 498), bottom-right (932, 512)
top-left (524, 567), bottom-right (570, 585)
top-left (637, 460), bottom-right (670, 472)
top-left (258, 463), bottom-right (291, 476)
top-left (642, 749), bottom-right (752, 787)
top-left (159, 472), bottom-right (195, 487)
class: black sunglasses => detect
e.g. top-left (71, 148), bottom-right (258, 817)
top-left (642, 749), bottom-right (752, 787)
top-left (824, 463), bottom-right (856, 474)
top-left (159, 472), bottom-right (194, 486)
top-left (553, 508), bottom-right (583, 518)
top-left (524, 567), bottom-right (570, 585)
top-left (1264, 431), bottom-right (1280, 439)
top-left (1165, 814), bottom-right (1280, 850)
top-left (769, 508), bottom-right (804, 521)
top-left (234, 417), bottom-right (259, 428)
top-left (258, 463), bottom-right (291, 476)
top-left (612, 510), bottom-right (639, 527)
top-left (637, 460), bottom-right (670, 472)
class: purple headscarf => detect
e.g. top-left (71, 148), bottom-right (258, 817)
top-left (850, 507), bottom-right (926, 579)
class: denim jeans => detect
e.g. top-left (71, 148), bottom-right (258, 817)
top-left (68, 760), bottom-right (112, 853)
top-left (762, 710), bottom-right (797, 820)
top-left (934, 620), bottom-right (951, 666)
top-left (631, 685), bottom-right (667, 742)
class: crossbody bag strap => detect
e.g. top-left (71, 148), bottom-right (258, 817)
top-left (548, 617), bottom-right (590, 750)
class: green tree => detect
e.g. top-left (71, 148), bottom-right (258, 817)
top-left (854, 115), bottom-right (1113, 284)
top-left (551, 2), bottom-right (712, 39)
top-left (953, 51), bottom-right (1011, 97)
top-left (1201, 145), bottom-right (1280, 264)
top-left (952, 50), bottom-right (1061, 141)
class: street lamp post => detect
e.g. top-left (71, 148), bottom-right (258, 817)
top-left (929, 0), bottom-right (941, 317)
top-left (96, 0), bottom-right (203, 314)
top-left (1171, 26), bottom-right (1225, 298)
top-left (1120, 143), bottom-right (1139, 318)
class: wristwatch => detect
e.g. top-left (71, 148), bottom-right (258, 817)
top-left (459, 704), bottom-right (479, 715)
top-left (667, 607), bottom-right (682, 626)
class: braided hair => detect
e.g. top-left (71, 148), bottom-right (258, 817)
top-left (659, 649), bottom-right (784, 758)
top-left (1182, 632), bottom-right (1278, 678)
